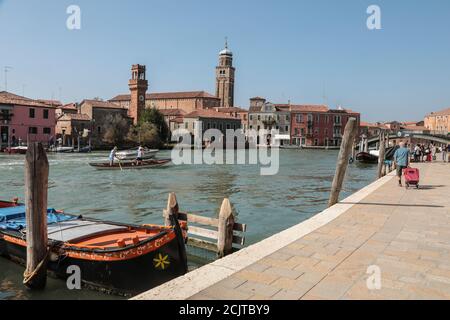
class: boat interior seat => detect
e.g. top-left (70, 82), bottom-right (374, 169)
top-left (46, 220), bottom-right (128, 242)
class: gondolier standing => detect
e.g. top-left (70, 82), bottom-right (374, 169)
top-left (135, 146), bottom-right (144, 166)
top-left (393, 142), bottom-right (410, 187)
top-left (109, 146), bottom-right (118, 167)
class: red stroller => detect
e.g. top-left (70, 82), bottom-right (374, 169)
top-left (403, 167), bottom-right (420, 189)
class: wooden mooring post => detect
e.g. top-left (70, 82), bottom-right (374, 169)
top-left (24, 142), bottom-right (49, 289)
top-left (163, 193), bottom-right (246, 258)
top-left (377, 130), bottom-right (387, 179)
top-left (328, 118), bottom-right (358, 207)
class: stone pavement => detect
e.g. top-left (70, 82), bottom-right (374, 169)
top-left (135, 162), bottom-right (450, 300)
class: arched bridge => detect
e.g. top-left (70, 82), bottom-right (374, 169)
top-left (366, 132), bottom-right (450, 146)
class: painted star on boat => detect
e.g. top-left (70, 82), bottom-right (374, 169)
top-left (153, 253), bottom-right (170, 270)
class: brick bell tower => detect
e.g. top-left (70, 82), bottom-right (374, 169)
top-left (128, 64), bottom-right (148, 125)
top-left (216, 38), bottom-right (235, 108)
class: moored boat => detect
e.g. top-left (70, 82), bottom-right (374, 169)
top-left (89, 158), bottom-right (171, 170)
top-left (116, 148), bottom-right (159, 161)
top-left (355, 151), bottom-right (378, 164)
top-left (4, 146), bottom-right (28, 154)
top-left (0, 200), bottom-right (188, 295)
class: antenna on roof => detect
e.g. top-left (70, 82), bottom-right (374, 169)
top-left (4, 66), bottom-right (13, 92)
top-left (225, 36), bottom-right (228, 49)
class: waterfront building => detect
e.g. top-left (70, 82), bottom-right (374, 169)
top-left (110, 91), bottom-right (221, 114)
top-left (215, 107), bottom-right (249, 132)
top-left (55, 103), bottom-right (78, 118)
top-left (424, 107), bottom-right (450, 134)
top-left (55, 113), bottom-right (92, 147)
top-left (158, 109), bottom-right (187, 135)
top-left (79, 99), bottom-right (131, 148)
top-left (0, 91), bottom-right (56, 149)
top-left (290, 105), bottom-right (360, 147)
top-left (360, 121), bottom-right (385, 138)
top-left (182, 109), bottom-right (242, 140)
top-left (248, 97), bottom-right (291, 145)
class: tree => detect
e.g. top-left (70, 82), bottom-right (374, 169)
top-left (102, 113), bottom-right (129, 146)
top-left (127, 122), bottom-right (162, 148)
top-left (140, 108), bottom-right (169, 142)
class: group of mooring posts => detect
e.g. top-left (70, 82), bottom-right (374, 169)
top-left (163, 193), bottom-right (246, 258)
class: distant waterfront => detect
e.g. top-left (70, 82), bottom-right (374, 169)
top-left (0, 150), bottom-right (376, 299)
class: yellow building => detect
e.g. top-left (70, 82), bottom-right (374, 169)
top-left (424, 107), bottom-right (450, 134)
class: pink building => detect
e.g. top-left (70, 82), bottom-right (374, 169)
top-left (0, 91), bottom-right (56, 150)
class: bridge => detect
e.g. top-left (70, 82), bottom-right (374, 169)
top-left (366, 131), bottom-right (450, 147)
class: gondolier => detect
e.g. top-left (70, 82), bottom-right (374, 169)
top-left (109, 146), bottom-right (118, 166)
top-left (135, 146), bottom-right (144, 166)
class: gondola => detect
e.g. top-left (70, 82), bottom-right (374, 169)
top-left (89, 158), bottom-right (171, 170)
top-left (0, 200), bottom-right (188, 295)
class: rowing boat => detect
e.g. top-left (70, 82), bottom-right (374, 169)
top-left (0, 200), bottom-right (188, 295)
top-left (89, 158), bottom-right (171, 170)
top-left (115, 148), bottom-right (159, 161)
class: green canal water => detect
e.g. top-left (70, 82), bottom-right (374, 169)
top-left (0, 150), bottom-right (376, 300)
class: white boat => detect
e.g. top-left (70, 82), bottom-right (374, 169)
top-left (115, 148), bottom-right (159, 161)
top-left (49, 146), bottom-right (74, 153)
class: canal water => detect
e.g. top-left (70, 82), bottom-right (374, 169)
top-left (0, 149), bottom-right (376, 299)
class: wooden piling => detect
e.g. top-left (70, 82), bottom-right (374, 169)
top-left (377, 131), bottom-right (386, 179)
top-left (217, 198), bottom-right (235, 258)
top-left (164, 192), bottom-right (179, 226)
top-left (23, 142), bottom-right (49, 289)
top-left (328, 118), bottom-right (358, 207)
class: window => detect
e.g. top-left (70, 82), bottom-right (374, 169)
top-left (226, 124), bottom-right (231, 129)
top-left (296, 114), bottom-right (303, 123)
top-left (316, 115), bottom-right (320, 123)
top-left (185, 123), bottom-right (188, 129)
top-left (314, 139), bottom-right (318, 146)
top-left (97, 126), bottom-right (101, 134)
top-left (285, 126), bottom-right (289, 132)
top-left (249, 115), bottom-right (253, 121)
top-left (28, 127), bottom-right (37, 134)
top-left (43, 127), bottom-right (51, 134)
top-left (29, 108), bottom-right (35, 118)
top-left (43, 109), bottom-right (49, 119)
top-left (257, 115), bottom-right (261, 121)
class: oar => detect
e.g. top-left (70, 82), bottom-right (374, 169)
top-left (116, 157), bottom-right (123, 171)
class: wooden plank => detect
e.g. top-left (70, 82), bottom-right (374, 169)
top-left (178, 212), bottom-right (219, 227)
top-left (232, 235), bottom-right (245, 246)
top-left (187, 238), bottom-right (218, 252)
top-left (188, 226), bottom-right (219, 240)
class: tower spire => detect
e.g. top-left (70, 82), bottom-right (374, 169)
top-left (225, 36), bottom-right (228, 49)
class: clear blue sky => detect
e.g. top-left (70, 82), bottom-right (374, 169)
top-left (1, 0), bottom-right (449, 122)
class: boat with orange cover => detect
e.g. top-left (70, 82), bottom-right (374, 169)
top-left (0, 200), bottom-right (188, 295)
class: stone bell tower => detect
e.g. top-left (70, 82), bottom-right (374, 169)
top-left (128, 64), bottom-right (148, 125)
top-left (216, 38), bottom-right (235, 108)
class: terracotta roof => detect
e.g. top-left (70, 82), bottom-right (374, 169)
top-left (37, 99), bottom-right (62, 107)
top-left (426, 107), bottom-right (450, 117)
top-left (0, 91), bottom-right (54, 108)
top-left (60, 103), bottom-right (78, 111)
top-left (360, 121), bottom-right (383, 128)
top-left (184, 109), bottom-right (241, 120)
top-left (81, 99), bottom-right (124, 109)
top-left (110, 91), bottom-right (219, 102)
top-left (403, 125), bottom-right (428, 132)
top-left (171, 117), bottom-right (184, 124)
top-left (158, 109), bottom-right (186, 116)
top-left (58, 113), bottom-right (91, 121)
top-left (215, 107), bottom-right (248, 113)
top-left (290, 105), bottom-right (330, 113)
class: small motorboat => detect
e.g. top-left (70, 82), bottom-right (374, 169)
top-left (89, 158), bottom-right (171, 170)
top-left (355, 151), bottom-right (378, 164)
top-left (116, 148), bottom-right (159, 161)
top-left (0, 199), bottom-right (188, 295)
top-left (4, 146), bottom-right (28, 154)
top-left (49, 146), bottom-right (75, 153)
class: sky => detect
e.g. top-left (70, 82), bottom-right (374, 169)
top-left (0, 0), bottom-right (449, 122)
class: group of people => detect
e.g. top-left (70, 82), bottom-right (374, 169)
top-left (393, 141), bottom-right (450, 186)
top-left (411, 143), bottom-right (450, 163)
top-left (109, 146), bottom-right (145, 167)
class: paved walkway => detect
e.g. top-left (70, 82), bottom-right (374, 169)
top-left (135, 162), bottom-right (450, 300)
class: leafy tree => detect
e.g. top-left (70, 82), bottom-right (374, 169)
top-left (127, 122), bottom-right (162, 148)
top-left (102, 113), bottom-right (129, 146)
top-left (139, 108), bottom-right (169, 142)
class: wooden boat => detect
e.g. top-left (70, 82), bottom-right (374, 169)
top-left (355, 151), bottom-right (378, 164)
top-left (4, 146), bottom-right (28, 154)
top-left (116, 148), bottom-right (159, 161)
top-left (48, 146), bottom-right (74, 153)
top-left (89, 158), bottom-right (171, 170)
top-left (0, 200), bottom-right (188, 295)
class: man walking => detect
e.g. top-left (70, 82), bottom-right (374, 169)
top-left (393, 142), bottom-right (410, 186)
